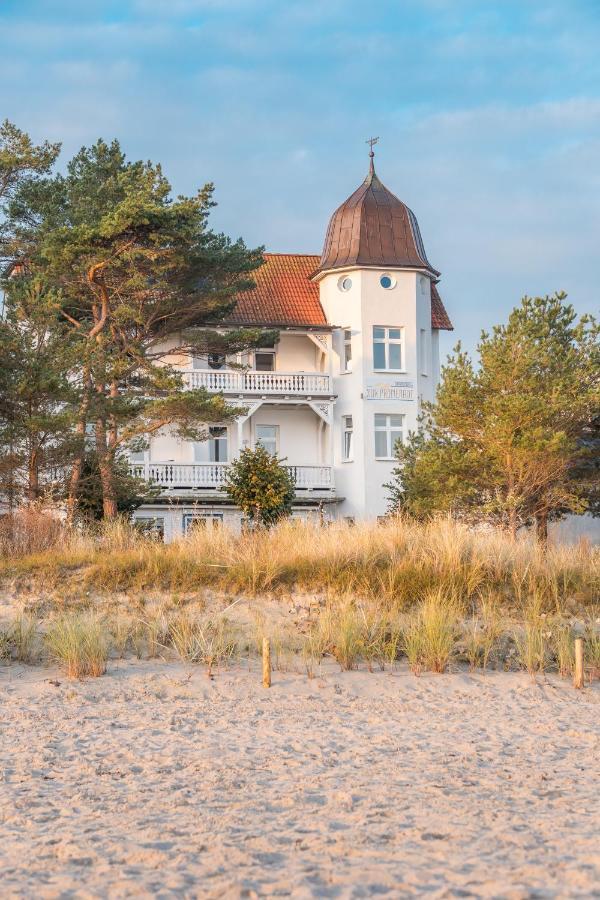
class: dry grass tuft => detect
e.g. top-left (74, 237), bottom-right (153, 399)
top-left (45, 613), bottom-right (109, 678)
top-left (404, 590), bottom-right (459, 674)
top-left (169, 612), bottom-right (237, 676)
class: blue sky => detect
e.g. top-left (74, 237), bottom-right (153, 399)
top-left (1, 0), bottom-right (599, 357)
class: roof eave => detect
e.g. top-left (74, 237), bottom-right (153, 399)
top-left (311, 262), bottom-right (441, 282)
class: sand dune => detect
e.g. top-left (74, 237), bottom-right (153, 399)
top-left (1, 662), bottom-right (598, 898)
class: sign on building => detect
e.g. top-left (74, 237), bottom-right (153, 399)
top-left (364, 379), bottom-right (415, 401)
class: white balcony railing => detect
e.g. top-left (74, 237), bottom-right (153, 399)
top-left (130, 462), bottom-right (334, 491)
top-left (184, 370), bottom-right (331, 396)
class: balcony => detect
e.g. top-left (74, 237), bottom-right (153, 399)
top-left (130, 462), bottom-right (334, 492)
top-left (183, 370), bottom-right (332, 397)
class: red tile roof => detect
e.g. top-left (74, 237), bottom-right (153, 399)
top-left (227, 253), bottom-right (453, 330)
top-left (227, 253), bottom-right (327, 327)
top-left (431, 283), bottom-right (453, 330)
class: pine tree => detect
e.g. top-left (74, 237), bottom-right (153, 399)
top-left (7, 139), bottom-right (271, 518)
top-left (0, 120), bottom-right (59, 263)
top-left (388, 294), bottom-right (599, 540)
top-left (0, 277), bottom-right (79, 506)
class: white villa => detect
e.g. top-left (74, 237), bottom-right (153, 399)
top-left (131, 151), bottom-right (453, 538)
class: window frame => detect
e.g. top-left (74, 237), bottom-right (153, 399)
top-left (342, 415), bottom-right (354, 462)
top-left (372, 325), bottom-right (405, 372)
top-left (208, 426), bottom-right (228, 462)
top-left (194, 427), bottom-right (229, 463)
top-left (374, 413), bottom-right (404, 460)
top-left (254, 350), bottom-right (276, 372)
top-left (255, 424), bottom-right (279, 456)
top-left (342, 328), bottom-right (352, 373)
top-left (183, 513), bottom-right (224, 533)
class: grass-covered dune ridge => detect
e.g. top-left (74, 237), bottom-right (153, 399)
top-left (0, 510), bottom-right (597, 612)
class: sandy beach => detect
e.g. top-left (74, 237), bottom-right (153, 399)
top-left (1, 662), bottom-right (599, 898)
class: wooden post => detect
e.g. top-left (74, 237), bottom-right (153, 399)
top-left (573, 637), bottom-right (584, 689)
top-left (262, 637), bottom-right (271, 688)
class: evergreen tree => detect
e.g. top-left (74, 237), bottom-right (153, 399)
top-left (0, 277), bottom-right (79, 506)
top-left (7, 139), bottom-right (271, 518)
top-left (388, 294), bottom-right (599, 540)
top-left (75, 451), bottom-right (160, 521)
top-left (0, 120), bottom-right (59, 262)
top-left (225, 445), bottom-right (295, 527)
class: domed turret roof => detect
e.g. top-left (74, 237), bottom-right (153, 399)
top-left (317, 155), bottom-right (439, 277)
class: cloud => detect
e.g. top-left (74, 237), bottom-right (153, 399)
top-left (0, 0), bottom-right (598, 359)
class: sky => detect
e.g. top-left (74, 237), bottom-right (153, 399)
top-left (1, 0), bottom-right (599, 359)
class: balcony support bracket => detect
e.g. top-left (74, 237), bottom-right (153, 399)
top-left (308, 401), bottom-right (333, 423)
top-left (238, 400), bottom-right (263, 423)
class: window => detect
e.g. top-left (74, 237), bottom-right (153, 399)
top-left (254, 351), bottom-right (275, 371)
top-left (420, 328), bottom-right (428, 376)
top-left (379, 273), bottom-right (396, 289)
top-left (196, 428), bottom-right (228, 462)
top-left (342, 329), bottom-right (352, 372)
top-left (129, 447), bottom-right (145, 463)
top-left (133, 517), bottom-right (164, 540)
top-left (255, 424), bottom-right (278, 456)
top-left (208, 426), bottom-right (228, 462)
top-left (338, 276), bottom-right (352, 292)
top-left (342, 415), bottom-right (353, 461)
top-left (373, 326), bottom-right (404, 371)
top-left (374, 413), bottom-right (404, 459)
top-left (208, 353), bottom-right (226, 370)
top-left (183, 513), bottom-right (223, 533)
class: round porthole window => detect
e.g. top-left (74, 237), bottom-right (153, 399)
top-left (380, 273), bottom-right (396, 289)
top-left (338, 276), bottom-right (353, 292)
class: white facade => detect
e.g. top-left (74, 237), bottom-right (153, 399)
top-left (131, 161), bottom-right (451, 537)
top-left (318, 267), bottom-right (439, 521)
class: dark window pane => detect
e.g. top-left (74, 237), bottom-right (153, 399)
top-left (255, 352), bottom-right (275, 371)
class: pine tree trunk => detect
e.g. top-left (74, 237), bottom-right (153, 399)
top-left (66, 368), bottom-right (92, 524)
top-left (507, 506), bottom-right (518, 540)
top-left (27, 447), bottom-right (39, 504)
top-left (66, 424), bottom-right (85, 522)
top-left (95, 418), bottom-right (118, 519)
top-left (535, 510), bottom-right (549, 547)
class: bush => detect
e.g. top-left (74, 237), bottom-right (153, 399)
top-left (224, 445), bottom-right (295, 527)
top-left (0, 508), bottom-right (65, 556)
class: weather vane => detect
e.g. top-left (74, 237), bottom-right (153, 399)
top-left (366, 136), bottom-right (379, 157)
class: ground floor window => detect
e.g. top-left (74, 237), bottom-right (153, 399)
top-left (133, 517), bottom-right (165, 540)
top-left (183, 513), bottom-right (224, 533)
top-left (374, 413), bottom-right (404, 459)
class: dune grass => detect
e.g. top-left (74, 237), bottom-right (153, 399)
top-left (45, 613), bottom-right (110, 678)
top-left (0, 514), bottom-right (597, 616)
top-left (0, 511), bottom-right (598, 681)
